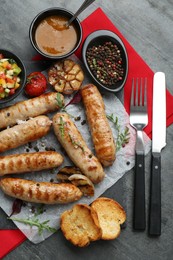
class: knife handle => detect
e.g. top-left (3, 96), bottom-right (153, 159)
top-left (149, 152), bottom-right (161, 236)
top-left (133, 152), bottom-right (146, 230)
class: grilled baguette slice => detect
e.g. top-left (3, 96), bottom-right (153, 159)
top-left (60, 204), bottom-right (102, 247)
top-left (91, 197), bottom-right (126, 240)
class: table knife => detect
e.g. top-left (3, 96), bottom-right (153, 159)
top-left (149, 72), bottom-right (166, 236)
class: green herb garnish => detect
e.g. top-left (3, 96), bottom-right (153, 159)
top-left (8, 204), bottom-right (56, 235)
top-left (9, 216), bottom-right (56, 235)
top-left (59, 116), bottom-right (65, 138)
top-left (56, 93), bottom-right (65, 110)
top-left (107, 113), bottom-right (130, 151)
top-left (35, 204), bottom-right (45, 216)
top-left (69, 134), bottom-right (85, 153)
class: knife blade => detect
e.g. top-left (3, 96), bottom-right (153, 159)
top-left (149, 72), bottom-right (166, 236)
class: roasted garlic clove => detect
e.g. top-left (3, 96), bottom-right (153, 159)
top-left (48, 59), bottom-right (84, 95)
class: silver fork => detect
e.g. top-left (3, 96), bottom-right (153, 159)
top-left (130, 78), bottom-right (148, 231)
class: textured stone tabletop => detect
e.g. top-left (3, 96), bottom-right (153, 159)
top-left (0, 1), bottom-right (173, 259)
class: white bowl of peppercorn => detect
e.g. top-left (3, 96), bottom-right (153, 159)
top-left (82, 30), bottom-right (128, 92)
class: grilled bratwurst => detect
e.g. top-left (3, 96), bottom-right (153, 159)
top-left (0, 115), bottom-right (51, 153)
top-left (0, 151), bottom-right (63, 175)
top-left (52, 113), bottom-right (105, 184)
top-left (0, 92), bottom-right (64, 129)
top-left (81, 84), bottom-right (116, 166)
top-left (0, 178), bottom-right (82, 204)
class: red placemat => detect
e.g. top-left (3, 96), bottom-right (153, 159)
top-left (1, 7), bottom-right (173, 259)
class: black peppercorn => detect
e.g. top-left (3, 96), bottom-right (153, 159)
top-left (86, 41), bottom-right (124, 87)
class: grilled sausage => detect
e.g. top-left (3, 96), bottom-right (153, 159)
top-left (0, 151), bottom-right (63, 175)
top-left (0, 178), bottom-right (82, 204)
top-left (0, 116), bottom-right (51, 153)
top-left (81, 84), bottom-right (116, 166)
top-left (52, 113), bottom-right (105, 184)
top-left (0, 92), bottom-right (64, 129)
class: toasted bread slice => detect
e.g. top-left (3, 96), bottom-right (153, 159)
top-left (60, 204), bottom-right (102, 247)
top-left (91, 197), bottom-right (126, 240)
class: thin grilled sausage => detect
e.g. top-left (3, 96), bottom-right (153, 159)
top-left (0, 116), bottom-right (51, 153)
top-left (52, 113), bottom-right (105, 184)
top-left (0, 178), bottom-right (83, 204)
top-left (0, 92), bottom-right (64, 129)
top-left (0, 151), bottom-right (63, 175)
top-left (81, 84), bottom-right (116, 166)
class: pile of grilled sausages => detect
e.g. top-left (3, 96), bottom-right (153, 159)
top-left (0, 84), bottom-right (116, 204)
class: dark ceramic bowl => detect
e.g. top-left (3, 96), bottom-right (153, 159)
top-left (82, 30), bottom-right (128, 93)
top-left (0, 49), bottom-right (26, 105)
top-left (29, 7), bottom-right (83, 60)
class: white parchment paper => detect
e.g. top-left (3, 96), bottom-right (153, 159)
top-left (0, 55), bottom-right (151, 243)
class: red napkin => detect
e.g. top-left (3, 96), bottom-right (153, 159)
top-left (1, 7), bottom-right (173, 259)
top-left (0, 230), bottom-right (26, 258)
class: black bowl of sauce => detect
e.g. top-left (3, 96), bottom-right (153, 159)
top-left (29, 8), bottom-right (82, 59)
top-left (82, 30), bottom-right (128, 93)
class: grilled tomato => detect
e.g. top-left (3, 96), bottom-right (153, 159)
top-left (25, 71), bottom-right (47, 97)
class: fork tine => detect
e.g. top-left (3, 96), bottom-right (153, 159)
top-left (144, 78), bottom-right (147, 107)
top-left (135, 78), bottom-right (138, 106)
top-left (131, 78), bottom-right (135, 106)
top-left (140, 78), bottom-right (143, 106)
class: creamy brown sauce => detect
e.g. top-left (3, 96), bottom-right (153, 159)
top-left (35, 15), bottom-right (78, 56)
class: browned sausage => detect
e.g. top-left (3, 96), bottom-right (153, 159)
top-left (0, 92), bottom-right (64, 129)
top-left (0, 116), bottom-right (51, 153)
top-left (0, 178), bottom-right (82, 204)
top-left (52, 113), bottom-right (105, 184)
top-left (0, 151), bottom-right (64, 175)
top-left (81, 84), bottom-right (116, 166)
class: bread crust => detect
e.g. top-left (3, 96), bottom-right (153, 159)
top-left (81, 84), bottom-right (116, 166)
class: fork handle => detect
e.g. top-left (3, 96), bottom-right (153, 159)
top-left (133, 152), bottom-right (146, 230)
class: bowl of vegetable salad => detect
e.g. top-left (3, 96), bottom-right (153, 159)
top-left (0, 49), bottom-right (26, 105)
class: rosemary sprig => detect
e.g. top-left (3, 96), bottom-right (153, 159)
top-left (116, 126), bottom-right (130, 151)
top-left (56, 93), bottom-right (76, 118)
top-left (107, 113), bottom-right (130, 151)
top-left (9, 216), bottom-right (56, 235)
top-left (107, 114), bottom-right (120, 131)
top-left (69, 134), bottom-right (85, 153)
top-left (59, 116), bottom-right (65, 138)
top-left (56, 93), bottom-right (65, 110)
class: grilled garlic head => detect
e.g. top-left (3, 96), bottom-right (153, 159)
top-left (48, 59), bottom-right (84, 94)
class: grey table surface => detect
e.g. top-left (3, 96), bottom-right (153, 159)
top-left (0, 0), bottom-right (173, 259)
